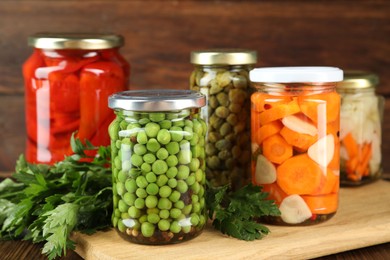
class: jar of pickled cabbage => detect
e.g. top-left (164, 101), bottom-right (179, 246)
top-left (108, 89), bottom-right (207, 245)
top-left (190, 49), bottom-right (257, 190)
top-left (250, 67), bottom-right (343, 225)
top-left (337, 71), bottom-right (384, 186)
top-left (23, 33), bottom-right (130, 164)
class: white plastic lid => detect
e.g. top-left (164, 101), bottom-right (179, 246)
top-left (250, 67), bottom-right (343, 83)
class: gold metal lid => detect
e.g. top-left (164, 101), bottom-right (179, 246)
top-left (28, 33), bottom-right (124, 50)
top-left (190, 49), bottom-right (257, 65)
top-left (338, 71), bottom-right (379, 89)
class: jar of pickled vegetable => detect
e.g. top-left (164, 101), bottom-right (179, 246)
top-left (23, 33), bottom-right (130, 164)
top-left (190, 49), bottom-right (257, 190)
top-left (108, 90), bottom-right (207, 245)
top-left (250, 67), bottom-right (343, 225)
top-left (337, 71), bottom-right (384, 186)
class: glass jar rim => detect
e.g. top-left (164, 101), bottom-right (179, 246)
top-left (108, 89), bottom-right (206, 111)
top-left (190, 49), bottom-right (257, 65)
top-left (250, 66), bottom-right (343, 83)
top-left (28, 32), bottom-right (124, 50)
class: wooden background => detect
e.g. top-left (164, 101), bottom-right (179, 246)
top-left (0, 0), bottom-right (389, 174)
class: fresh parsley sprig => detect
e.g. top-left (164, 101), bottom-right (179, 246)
top-left (0, 135), bottom-right (112, 260)
top-left (206, 182), bottom-right (281, 241)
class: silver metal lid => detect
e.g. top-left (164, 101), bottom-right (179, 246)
top-left (190, 49), bottom-right (257, 65)
top-left (108, 90), bottom-right (206, 111)
top-left (337, 71), bottom-right (379, 89)
top-left (28, 32), bottom-right (124, 50)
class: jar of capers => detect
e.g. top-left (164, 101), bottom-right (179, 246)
top-left (190, 49), bottom-right (257, 190)
top-left (108, 90), bottom-right (207, 245)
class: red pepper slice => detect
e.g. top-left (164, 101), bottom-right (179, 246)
top-left (78, 61), bottom-right (126, 146)
top-left (49, 72), bottom-right (80, 113)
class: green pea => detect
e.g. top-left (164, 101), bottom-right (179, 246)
top-left (156, 148), bottom-right (169, 160)
top-left (152, 160), bottom-right (168, 175)
top-left (166, 167), bottom-right (178, 178)
top-left (191, 194), bottom-right (199, 203)
top-left (145, 195), bottom-right (158, 208)
top-left (146, 183), bottom-right (159, 195)
top-left (146, 138), bottom-right (161, 153)
top-left (172, 120), bottom-right (185, 127)
top-left (182, 225), bottom-right (191, 234)
top-left (166, 155), bottom-right (178, 167)
top-left (176, 180), bottom-right (188, 193)
top-left (136, 176), bottom-right (148, 188)
top-left (134, 198), bottom-right (145, 209)
top-left (136, 188), bottom-right (147, 199)
top-left (114, 156), bottom-right (121, 170)
top-left (183, 126), bottom-right (194, 141)
top-left (168, 190), bottom-right (181, 202)
top-left (117, 219), bottom-right (126, 232)
top-left (118, 200), bottom-right (129, 213)
top-left (157, 198), bottom-right (172, 210)
top-left (131, 154), bottom-right (143, 167)
top-left (198, 186), bottom-right (205, 197)
top-left (182, 204), bottom-right (192, 215)
top-left (145, 122), bottom-right (160, 138)
top-left (145, 172), bottom-right (157, 183)
top-left (191, 182), bottom-right (200, 194)
top-left (174, 200), bottom-right (185, 209)
top-left (166, 142), bottom-right (180, 155)
top-left (141, 222), bottom-right (155, 237)
top-left (159, 120), bottom-right (172, 129)
top-left (114, 208), bottom-right (121, 217)
top-left (170, 208), bottom-right (182, 219)
top-left (177, 165), bottom-right (190, 180)
top-left (159, 209), bottom-right (170, 219)
top-left (113, 193), bottom-right (119, 207)
top-left (136, 130), bottom-right (148, 144)
top-left (192, 202), bottom-right (201, 213)
top-left (116, 182), bottom-right (125, 196)
top-left (159, 185), bottom-right (172, 198)
top-left (170, 126), bottom-right (184, 142)
top-left (123, 192), bottom-right (136, 206)
top-left (191, 145), bottom-right (202, 158)
top-left (167, 178), bottom-right (177, 188)
top-left (128, 206), bottom-right (141, 218)
top-left (149, 112), bottom-right (166, 122)
top-left (156, 175), bottom-right (168, 187)
top-left (190, 133), bottom-right (199, 146)
top-left (119, 120), bottom-right (128, 130)
top-left (112, 216), bottom-right (119, 227)
top-left (121, 212), bottom-right (130, 220)
top-left (143, 153), bottom-right (156, 164)
top-left (189, 158), bottom-right (200, 172)
top-left (170, 221), bottom-right (181, 233)
top-left (139, 214), bottom-right (147, 223)
top-left (147, 208), bottom-right (159, 215)
top-left (186, 174), bottom-right (196, 186)
top-left (138, 117), bottom-right (150, 125)
top-left (108, 120), bottom-right (120, 140)
top-left (125, 179), bottom-right (137, 193)
top-left (156, 129), bottom-right (171, 145)
top-left (134, 144), bottom-right (147, 155)
top-left (193, 120), bottom-right (203, 136)
top-left (141, 163), bottom-right (151, 173)
top-left (158, 219), bottom-right (170, 231)
top-left (147, 213), bottom-right (160, 224)
top-left (195, 169), bottom-right (203, 183)
top-left (117, 170), bottom-right (128, 183)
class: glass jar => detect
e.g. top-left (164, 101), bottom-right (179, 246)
top-left (337, 71), bottom-right (384, 186)
top-left (250, 67), bottom-right (343, 225)
top-left (190, 49), bottom-right (257, 190)
top-left (23, 33), bottom-right (130, 164)
top-left (108, 90), bottom-right (207, 245)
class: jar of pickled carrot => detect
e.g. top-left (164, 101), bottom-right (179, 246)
top-left (190, 49), bottom-right (257, 190)
top-left (250, 67), bottom-right (343, 225)
top-left (337, 71), bottom-right (384, 186)
top-left (23, 33), bottom-right (130, 164)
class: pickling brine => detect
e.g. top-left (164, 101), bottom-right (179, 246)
top-left (23, 33), bottom-right (130, 164)
top-left (337, 71), bottom-right (384, 185)
top-left (250, 67), bottom-right (343, 225)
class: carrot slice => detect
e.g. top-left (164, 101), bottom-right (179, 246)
top-left (277, 154), bottom-right (323, 195)
top-left (312, 168), bottom-right (339, 195)
top-left (251, 92), bottom-right (291, 113)
top-left (302, 193), bottom-right (338, 214)
top-left (262, 183), bottom-right (288, 206)
top-left (255, 120), bottom-right (283, 145)
top-left (342, 132), bottom-right (358, 159)
top-left (259, 98), bottom-right (301, 125)
top-left (263, 134), bottom-right (293, 164)
top-left (280, 126), bottom-right (317, 151)
top-left (298, 92), bottom-right (340, 123)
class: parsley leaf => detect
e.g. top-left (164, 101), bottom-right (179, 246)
top-left (206, 182), bottom-right (280, 241)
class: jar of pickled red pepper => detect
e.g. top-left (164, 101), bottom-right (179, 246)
top-left (23, 33), bottom-right (130, 164)
top-left (190, 49), bottom-right (257, 190)
top-left (250, 67), bottom-right (343, 225)
top-left (337, 71), bottom-right (384, 186)
top-left (108, 89), bottom-right (207, 245)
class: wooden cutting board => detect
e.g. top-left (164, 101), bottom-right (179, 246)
top-left (73, 180), bottom-right (390, 260)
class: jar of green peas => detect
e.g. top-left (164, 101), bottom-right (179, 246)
top-left (108, 89), bottom-right (207, 245)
